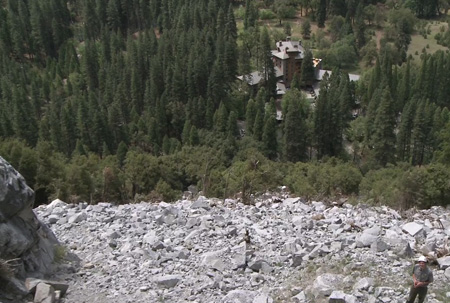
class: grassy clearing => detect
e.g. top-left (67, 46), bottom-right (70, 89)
top-left (408, 21), bottom-right (449, 59)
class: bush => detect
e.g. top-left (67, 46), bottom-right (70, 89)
top-left (284, 159), bottom-right (362, 200)
top-left (154, 179), bottom-right (181, 202)
top-left (259, 9), bottom-right (276, 20)
top-left (398, 164), bottom-right (450, 209)
top-left (359, 164), bottom-right (407, 208)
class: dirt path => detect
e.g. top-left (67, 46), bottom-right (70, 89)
top-left (375, 29), bottom-right (383, 50)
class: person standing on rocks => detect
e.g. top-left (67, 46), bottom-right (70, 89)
top-left (406, 256), bottom-right (433, 303)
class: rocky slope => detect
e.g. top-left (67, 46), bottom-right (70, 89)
top-left (35, 193), bottom-right (450, 303)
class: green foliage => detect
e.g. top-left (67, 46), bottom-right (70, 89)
top-left (224, 148), bottom-right (284, 202)
top-left (284, 159), bottom-right (362, 199)
top-left (154, 179), bottom-right (181, 202)
top-left (0, 0), bottom-right (450, 211)
top-left (359, 164), bottom-right (407, 207)
top-left (259, 9), bottom-right (276, 20)
top-left (53, 244), bottom-right (67, 264)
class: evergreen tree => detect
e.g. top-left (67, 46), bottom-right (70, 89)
top-left (189, 126), bottom-right (200, 146)
top-left (300, 49), bottom-right (315, 87)
top-left (301, 19), bottom-right (311, 39)
top-left (259, 27), bottom-right (276, 94)
top-left (253, 109), bottom-right (264, 141)
top-left (317, 0), bottom-right (327, 28)
top-left (372, 87), bottom-right (397, 166)
top-left (182, 119), bottom-right (192, 145)
top-left (227, 111), bottom-right (239, 138)
top-left (246, 99), bottom-right (257, 135)
top-left (262, 99), bottom-right (278, 159)
top-left (396, 100), bottom-right (415, 162)
top-left (282, 89), bottom-right (309, 162)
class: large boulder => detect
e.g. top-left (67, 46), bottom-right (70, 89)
top-left (0, 157), bottom-right (60, 302)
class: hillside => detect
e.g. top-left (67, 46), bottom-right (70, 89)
top-left (0, 1), bottom-right (450, 209)
top-left (34, 194), bottom-right (450, 303)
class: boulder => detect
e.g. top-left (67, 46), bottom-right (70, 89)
top-left (312, 274), bottom-right (345, 297)
top-left (33, 283), bottom-right (55, 303)
top-left (222, 290), bottom-right (258, 303)
top-left (437, 256), bottom-right (450, 270)
top-left (329, 290), bottom-right (346, 303)
top-left (0, 158), bottom-right (59, 276)
top-left (402, 222), bottom-right (423, 236)
top-left (154, 274), bottom-right (181, 288)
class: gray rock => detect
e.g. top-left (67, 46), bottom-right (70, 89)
top-left (154, 274), bottom-right (181, 288)
top-left (402, 222), bottom-right (423, 236)
top-left (329, 290), bottom-right (346, 303)
top-left (292, 291), bottom-right (307, 303)
top-left (371, 239), bottom-right (389, 252)
top-left (191, 196), bottom-right (211, 210)
top-left (0, 157), bottom-right (59, 284)
top-left (398, 242), bottom-right (415, 258)
top-left (356, 233), bottom-right (378, 248)
top-left (312, 274), bottom-right (345, 297)
top-left (445, 267), bottom-right (450, 280)
top-left (253, 294), bottom-right (273, 303)
top-left (437, 256), bottom-right (450, 270)
top-left (26, 278), bottom-right (69, 297)
top-left (248, 260), bottom-right (272, 273)
top-left (34, 283), bottom-right (55, 303)
top-left (222, 290), bottom-right (258, 303)
top-left (68, 212), bottom-right (87, 224)
top-left (353, 277), bottom-right (374, 291)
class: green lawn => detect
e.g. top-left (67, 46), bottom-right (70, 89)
top-left (408, 21), bottom-right (449, 59)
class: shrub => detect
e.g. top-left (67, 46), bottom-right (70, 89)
top-left (359, 164), bottom-right (407, 208)
top-left (53, 245), bottom-right (67, 263)
top-left (259, 9), bottom-right (276, 20)
top-left (398, 164), bottom-right (450, 209)
top-left (154, 179), bottom-right (181, 202)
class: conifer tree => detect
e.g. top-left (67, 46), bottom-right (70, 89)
top-left (227, 111), bottom-right (239, 138)
top-left (396, 100), bottom-right (416, 162)
top-left (282, 89), bottom-right (309, 162)
top-left (246, 99), bottom-right (257, 135)
top-left (300, 49), bottom-right (315, 87)
top-left (372, 87), bottom-right (397, 166)
top-left (262, 99), bottom-right (278, 159)
top-left (253, 109), bottom-right (264, 141)
top-left (189, 126), bottom-right (200, 146)
top-left (317, 0), bottom-right (327, 28)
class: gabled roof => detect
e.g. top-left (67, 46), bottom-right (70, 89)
top-left (237, 71), bottom-right (264, 86)
top-left (273, 39), bottom-right (305, 60)
top-left (272, 51), bottom-right (290, 60)
top-left (315, 69), bottom-right (360, 81)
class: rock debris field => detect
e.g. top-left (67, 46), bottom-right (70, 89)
top-left (35, 194), bottom-right (450, 303)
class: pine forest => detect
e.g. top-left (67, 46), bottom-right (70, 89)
top-left (1, 0), bottom-right (450, 209)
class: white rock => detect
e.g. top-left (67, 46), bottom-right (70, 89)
top-left (402, 222), bottom-right (423, 236)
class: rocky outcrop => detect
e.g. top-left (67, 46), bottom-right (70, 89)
top-left (34, 194), bottom-right (450, 303)
top-left (0, 157), bottom-right (64, 302)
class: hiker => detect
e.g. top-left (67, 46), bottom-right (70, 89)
top-left (406, 256), bottom-right (433, 303)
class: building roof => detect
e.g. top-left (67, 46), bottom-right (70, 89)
top-left (315, 69), bottom-right (360, 82)
top-left (272, 51), bottom-right (290, 60)
top-left (274, 39), bottom-right (305, 59)
top-left (237, 71), bottom-right (264, 86)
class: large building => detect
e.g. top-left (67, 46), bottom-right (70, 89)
top-left (238, 37), bottom-right (359, 102)
top-left (271, 37), bottom-right (321, 88)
